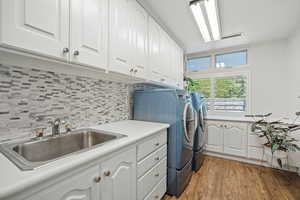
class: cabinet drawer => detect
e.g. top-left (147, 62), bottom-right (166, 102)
top-left (137, 130), bottom-right (167, 161)
top-left (138, 158), bottom-right (167, 200)
top-left (157, 130), bottom-right (167, 145)
top-left (144, 177), bottom-right (167, 200)
top-left (138, 144), bottom-right (167, 177)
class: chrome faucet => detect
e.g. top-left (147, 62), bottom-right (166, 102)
top-left (51, 118), bottom-right (61, 136)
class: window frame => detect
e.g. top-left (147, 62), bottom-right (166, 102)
top-left (188, 70), bottom-right (251, 116)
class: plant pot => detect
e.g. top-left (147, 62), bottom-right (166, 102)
top-left (263, 146), bottom-right (288, 168)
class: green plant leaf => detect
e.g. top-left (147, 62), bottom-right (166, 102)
top-left (271, 144), bottom-right (279, 153)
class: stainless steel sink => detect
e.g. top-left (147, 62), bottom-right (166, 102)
top-left (0, 129), bottom-right (126, 170)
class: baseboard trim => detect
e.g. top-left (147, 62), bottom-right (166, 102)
top-left (204, 151), bottom-right (299, 174)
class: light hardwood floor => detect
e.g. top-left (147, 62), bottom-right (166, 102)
top-left (163, 156), bottom-right (300, 200)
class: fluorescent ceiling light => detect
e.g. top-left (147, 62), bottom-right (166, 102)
top-left (190, 2), bottom-right (212, 42)
top-left (204, 0), bottom-right (221, 40)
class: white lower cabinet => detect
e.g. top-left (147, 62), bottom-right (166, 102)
top-left (206, 121), bottom-right (247, 157)
top-left (223, 122), bottom-right (247, 157)
top-left (144, 176), bottom-right (167, 200)
top-left (16, 129), bottom-right (167, 200)
top-left (102, 148), bottom-right (136, 200)
top-left (137, 130), bottom-right (167, 200)
top-left (26, 166), bottom-right (100, 200)
top-left (206, 121), bottom-right (224, 153)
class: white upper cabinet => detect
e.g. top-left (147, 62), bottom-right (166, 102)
top-left (148, 17), bottom-right (161, 81)
top-left (159, 30), bottom-right (169, 80)
top-left (0, 0), bottom-right (184, 87)
top-left (130, 1), bottom-right (148, 79)
top-left (148, 16), bottom-right (184, 87)
top-left (176, 47), bottom-right (184, 88)
top-left (109, 0), bottom-right (132, 75)
top-left (70, 0), bottom-right (108, 69)
top-left (0, 0), bottom-right (69, 60)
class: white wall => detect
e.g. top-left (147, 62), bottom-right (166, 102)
top-left (248, 40), bottom-right (291, 118)
top-left (287, 28), bottom-right (300, 118)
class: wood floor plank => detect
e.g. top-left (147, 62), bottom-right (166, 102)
top-left (163, 156), bottom-right (300, 200)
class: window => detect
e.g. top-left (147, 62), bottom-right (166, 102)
top-left (189, 74), bottom-right (249, 114)
top-left (187, 56), bottom-right (211, 72)
top-left (215, 50), bottom-right (247, 68)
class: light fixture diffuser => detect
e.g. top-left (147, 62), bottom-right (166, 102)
top-left (204, 0), bottom-right (221, 40)
top-left (189, 0), bottom-right (221, 42)
top-left (190, 2), bottom-right (212, 42)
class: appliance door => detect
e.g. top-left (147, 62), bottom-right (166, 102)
top-left (198, 102), bottom-right (208, 148)
top-left (183, 102), bottom-right (196, 147)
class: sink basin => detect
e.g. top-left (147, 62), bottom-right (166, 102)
top-left (0, 129), bottom-right (126, 170)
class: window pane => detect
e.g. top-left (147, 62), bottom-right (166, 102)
top-left (214, 76), bottom-right (247, 112)
top-left (215, 50), bottom-right (247, 68)
top-left (187, 56), bottom-right (211, 72)
top-left (186, 74), bottom-right (248, 113)
top-left (188, 78), bottom-right (211, 98)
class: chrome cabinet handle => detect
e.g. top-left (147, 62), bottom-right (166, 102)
top-left (94, 176), bottom-right (101, 183)
top-left (154, 173), bottom-right (159, 177)
top-left (155, 142), bottom-right (160, 147)
top-left (62, 47), bottom-right (69, 54)
top-left (154, 156), bottom-right (160, 161)
top-left (104, 171), bottom-right (111, 176)
top-left (154, 195), bottom-right (159, 199)
top-left (160, 78), bottom-right (165, 82)
top-left (73, 50), bottom-right (80, 56)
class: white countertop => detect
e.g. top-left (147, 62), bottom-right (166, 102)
top-left (0, 120), bottom-right (169, 199)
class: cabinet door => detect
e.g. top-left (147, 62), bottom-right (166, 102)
top-left (131, 1), bottom-right (148, 79)
top-left (164, 37), bottom-right (177, 86)
top-left (26, 166), bottom-right (100, 200)
top-left (102, 147), bottom-right (136, 200)
top-left (172, 44), bottom-right (184, 88)
top-left (159, 30), bottom-right (170, 83)
top-left (109, 0), bottom-right (132, 75)
top-left (177, 48), bottom-right (184, 89)
top-left (70, 0), bottom-right (108, 69)
top-left (1, 0), bottom-right (69, 60)
top-left (148, 17), bottom-right (162, 82)
top-left (223, 122), bottom-right (247, 157)
top-left (206, 121), bottom-right (224, 153)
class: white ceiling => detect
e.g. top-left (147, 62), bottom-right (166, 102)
top-left (139, 0), bottom-right (300, 54)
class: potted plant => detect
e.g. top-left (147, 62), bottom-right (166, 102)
top-left (246, 113), bottom-right (300, 168)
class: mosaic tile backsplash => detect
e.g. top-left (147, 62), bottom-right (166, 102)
top-left (0, 63), bottom-right (132, 140)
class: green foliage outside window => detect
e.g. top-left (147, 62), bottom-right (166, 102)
top-left (215, 76), bottom-right (246, 98)
top-left (185, 76), bottom-right (246, 99)
top-left (185, 77), bottom-right (211, 98)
